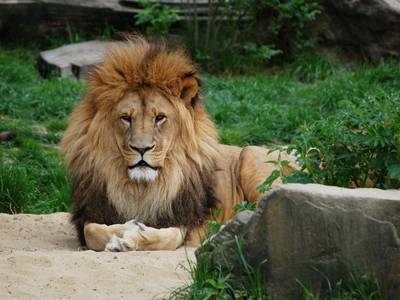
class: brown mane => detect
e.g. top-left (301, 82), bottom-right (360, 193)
top-left (60, 37), bottom-right (220, 245)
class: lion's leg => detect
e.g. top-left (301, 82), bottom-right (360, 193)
top-left (84, 223), bottom-right (131, 251)
top-left (105, 221), bottom-right (187, 252)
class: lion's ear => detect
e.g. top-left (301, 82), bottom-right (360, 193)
top-left (180, 73), bottom-right (200, 107)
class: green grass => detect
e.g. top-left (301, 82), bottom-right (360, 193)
top-left (205, 55), bottom-right (400, 146)
top-left (0, 48), bottom-right (84, 213)
top-left (1, 47), bottom-right (400, 211)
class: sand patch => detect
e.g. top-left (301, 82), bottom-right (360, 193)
top-left (0, 213), bottom-right (195, 300)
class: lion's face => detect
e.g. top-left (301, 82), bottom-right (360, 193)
top-left (114, 89), bottom-right (178, 182)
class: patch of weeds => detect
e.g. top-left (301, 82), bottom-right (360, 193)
top-left (0, 135), bottom-right (70, 213)
top-left (168, 237), bottom-right (267, 299)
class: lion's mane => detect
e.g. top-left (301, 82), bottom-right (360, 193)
top-left (60, 38), bottom-right (220, 244)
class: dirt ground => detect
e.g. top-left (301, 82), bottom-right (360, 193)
top-left (0, 213), bottom-right (195, 300)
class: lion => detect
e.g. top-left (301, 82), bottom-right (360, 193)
top-left (60, 37), bottom-right (295, 252)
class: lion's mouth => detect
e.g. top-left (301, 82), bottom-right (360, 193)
top-left (128, 160), bottom-right (160, 171)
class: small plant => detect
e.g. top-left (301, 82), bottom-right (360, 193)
top-left (168, 236), bottom-right (266, 299)
top-left (233, 201), bottom-right (257, 212)
top-left (206, 201), bottom-right (257, 237)
top-left (135, 0), bottom-right (179, 37)
top-left (257, 146), bottom-right (309, 193)
top-left (205, 208), bottom-right (224, 236)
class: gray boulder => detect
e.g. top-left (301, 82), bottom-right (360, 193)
top-left (199, 184), bottom-right (400, 299)
top-left (316, 0), bottom-right (400, 61)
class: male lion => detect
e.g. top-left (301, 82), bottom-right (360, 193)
top-left (60, 38), bottom-right (294, 252)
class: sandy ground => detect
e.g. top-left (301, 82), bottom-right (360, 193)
top-left (0, 213), bottom-right (196, 300)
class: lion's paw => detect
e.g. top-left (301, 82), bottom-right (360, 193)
top-left (105, 234), bottom-right (135, 252)
top-left (104, 222), bottom-right (149, 252)
top-left (124, 219), bottom-right (147, 231)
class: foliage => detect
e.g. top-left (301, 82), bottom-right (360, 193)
top-left (205, 208), bottom-right (224, 236)
top-left (257, 146), bottom-right (300, 193)
top-left (0, 128), bottom-right (70, 213)
top-left (135, 0), bottom-right (179, 37)
top-left (259, 88), bottom-right (400, 190)
top-left (232, 201), bottom-right (257, 212)
top-left (184, 0), bottom-right (319, 72)
top-left (0, 48), bottom-right (83, 213)
top-left (285, 53), bottom-right (340, 83)
top-left (168, 237), bottom-right (266, 299)
top-left (291, 93), bottom-right (400, 189)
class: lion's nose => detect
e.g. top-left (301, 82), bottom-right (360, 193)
top-left (129, 144), bottom-right (155, 155)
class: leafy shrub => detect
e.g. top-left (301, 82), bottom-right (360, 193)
top-left (294, 93), bottom-right (400, 189)
top-left (135, 0), bottom-right (178, 37)
top-left (260, 92), bottom-right (400, 190)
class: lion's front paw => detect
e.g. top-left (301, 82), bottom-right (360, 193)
top-left (105, 234), bottom-right (136, 252)
top-left (124, 219), bottom-right (147, 231)
top-left (104, 222), bottom-right (148, 252)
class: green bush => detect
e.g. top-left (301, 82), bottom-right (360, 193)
top-left (292, 93), bottom-right (400, 189)
top-left (260, 91), bottom-right (400, 190)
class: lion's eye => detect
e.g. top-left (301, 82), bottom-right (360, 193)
top-left (155, 115), bottom-right (166, 125)
top-left (120, 115), bottom-right (131, 125)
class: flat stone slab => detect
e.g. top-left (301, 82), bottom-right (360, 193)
top-left (200, 184), bottom-right (400, 299)
top-left (0, 213), bottom-right (194, 300)
top-left (37, 41), bottom-right (114, 80)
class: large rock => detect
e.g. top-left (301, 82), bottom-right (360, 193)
top-left (315, 0), bottom-right (400, 61)
top-left (199, 184), bottom-right (400, 299)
